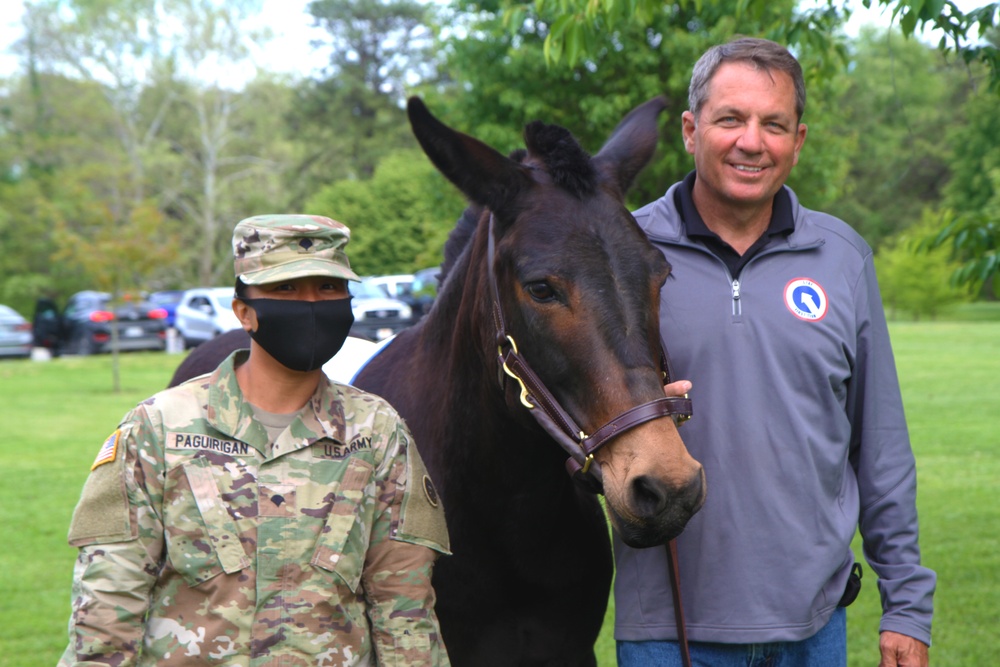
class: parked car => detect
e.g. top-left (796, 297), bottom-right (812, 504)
top-left (148, 290), bottom-right (186, 328)
top-left (349, 279), bottom-right (414, 342)
top-left (0, 304), bottom-right (33, 358)
top-left (369, 271), bottom-right (440, 319)
top-left (33, 291), bottom-right (168, 356)
top-left (174, 287), bottom-right (242, 348)
top-left (366, 274), bottom-right (415, 301)
top-left (31, 298), bottom-right (62, 352)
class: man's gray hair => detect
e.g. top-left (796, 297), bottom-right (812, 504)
top-left (689, 37), bottom-right (806, 121)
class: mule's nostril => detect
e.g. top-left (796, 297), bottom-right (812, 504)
top-left (631, 475), bottom-right (668, 518)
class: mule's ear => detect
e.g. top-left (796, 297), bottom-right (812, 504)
top-left (407, 97), bottom-right (531, 212)
top-left (593, 96), bottom-right (667, 195)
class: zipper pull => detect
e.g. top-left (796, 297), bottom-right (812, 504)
top-left (732, 279), bottom-right (741, 300)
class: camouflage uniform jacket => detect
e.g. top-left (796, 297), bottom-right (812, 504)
top-left (59, 350), bottom-right (451, 666)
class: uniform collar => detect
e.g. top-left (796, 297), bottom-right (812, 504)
top-left (207, 350), bottom-right (348, 458)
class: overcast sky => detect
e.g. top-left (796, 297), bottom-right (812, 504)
top-left (0, 0), bottom-right (328, 82)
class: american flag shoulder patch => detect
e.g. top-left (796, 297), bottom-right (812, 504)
top-left (92, 430), bottom-right (121, 470)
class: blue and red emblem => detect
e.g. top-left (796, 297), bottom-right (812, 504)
top-left (784, 278), bottom-right (828, 322)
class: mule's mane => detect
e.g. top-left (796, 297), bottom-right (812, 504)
top-left (523, 121), bottom-right (597, 198)
top-left (440, 204), bottom-right (482, 284)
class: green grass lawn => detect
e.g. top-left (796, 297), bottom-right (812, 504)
top-left (2, 316), bottom-right (998, 665)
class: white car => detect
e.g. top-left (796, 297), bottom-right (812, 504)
top-left (0, 304), bottom-right (33, 358)
top-left (366, 274), bottom-right (415, 300)
top-left (349, 280), bottom-right (414, 342)
top-left (175, 287), bottom-right (242, 348)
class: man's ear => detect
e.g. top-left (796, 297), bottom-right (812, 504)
top-left (681, 110), bottom-right (697, 155)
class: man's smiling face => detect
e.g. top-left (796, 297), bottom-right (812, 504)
top-left (682, 61), bottom-right (807, 212)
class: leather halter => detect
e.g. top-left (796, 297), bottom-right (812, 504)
top-left (486, 214), bottom-right (692, 492)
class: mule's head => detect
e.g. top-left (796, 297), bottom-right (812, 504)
top-left (407, 96), bottom-right (705, 547)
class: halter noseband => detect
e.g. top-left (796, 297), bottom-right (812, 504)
top-left (487, 214), bottom-right (692, 493)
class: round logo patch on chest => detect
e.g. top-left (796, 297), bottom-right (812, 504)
top-left (784, 278), bottom-right (828, 322)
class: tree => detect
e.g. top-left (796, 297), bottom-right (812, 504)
top-left (21, 0), bottom-right (173, 207)
top-left (433, 0), bottom-right (853, 210)
top-left (49, 168), bottom-right (180, 391)
top-left (151, 0), bottom-right (284, 287)
top-left (0, 177), bottom-right (74, 318)
top-left (467, 1), bottom-right (999, 282)
top-left (285, 0), bottom-right (436, 205)
top-left (926, 170), bottom-right (1000, 295)
top-left (942, 62), bottom-right (1000, 215)
top-left (507, 0), bottom-right (1000, 89)
top-left (876, 209), bottom-right (972, 319)
top-left (149, 80), bottom-right (293, 286)
top-left (305, 149), bottom-right (465, 275)
top-left (13, 0), bottom-right (292, 290)
top-left (826, 26), bottom-right (966, 247)
top-left (923, 36), bottom-right (1000, 293)
top-left (0, 71), bottom-right (103, 315)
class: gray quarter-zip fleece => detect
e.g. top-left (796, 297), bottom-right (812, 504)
top-left (613, 182), bottom-right (936, 645)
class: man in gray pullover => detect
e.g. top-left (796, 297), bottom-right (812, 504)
top-left (614, 38), bottom-right (935, 666)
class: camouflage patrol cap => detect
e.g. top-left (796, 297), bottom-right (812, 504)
top-left (233, 214), bottom-right (360, 285)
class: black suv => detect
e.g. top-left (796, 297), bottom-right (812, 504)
top-left (33, 291), bottom-right (168, 356)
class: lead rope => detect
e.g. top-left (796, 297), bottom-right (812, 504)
top-left (667, 539), bottom-right (692, 667)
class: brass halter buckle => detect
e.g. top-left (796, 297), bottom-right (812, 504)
top-left (499, 335), bottom-right (534, 409)
top-left (579, 431), bottom-right (595, 474)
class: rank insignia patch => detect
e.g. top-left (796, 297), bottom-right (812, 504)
top-left (92, 430), bottom-right (121, 470)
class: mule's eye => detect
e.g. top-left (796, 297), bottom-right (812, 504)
top-left (525, 282), bottom-right (556, 302)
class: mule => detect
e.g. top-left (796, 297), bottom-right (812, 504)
top-left (170, 97), bottom-right (706, 666)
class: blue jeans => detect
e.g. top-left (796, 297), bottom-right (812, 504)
top-left (617, 608), bottom-right (846, 667)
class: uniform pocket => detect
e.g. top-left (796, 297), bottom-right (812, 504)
top-left (311, 457), bottom-right (375, 591)
top-left (163, 457), bottom-right (251, 586)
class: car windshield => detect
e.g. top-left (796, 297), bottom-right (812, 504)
top-left (350, 281), bottom-right (388, 299)
top-left (150, 291), bottom-right (184, 305)
top-left (212, 292), bottom-right (234, 309)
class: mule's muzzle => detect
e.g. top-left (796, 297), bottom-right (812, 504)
top-left (611, 466), bottom-right (706, 548)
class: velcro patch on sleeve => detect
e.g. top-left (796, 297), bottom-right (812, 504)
top-left (68, 430), bottom-right (135, 546)
top-left (397, 444), bottom-right (451, 554)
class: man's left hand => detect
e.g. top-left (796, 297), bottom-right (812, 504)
top-left (879, 631), bottom-right (929, 667)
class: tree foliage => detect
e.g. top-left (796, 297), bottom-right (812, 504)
top-left (284, 0), bottom-right (435, 205)
top-left (825, 26), bottom-right (971, 247)
top-left (876, 210), bottom-right (972, 319)
top-left (506, 0), bottom-right (1000, 90)
top-left (434, 0), bottom-right (853, 210)
top-left (305, 149), bottom-right (465, 276)
top-left (490, 0), bottom-right (1000, 280)
top-left (2, 0), bottom-right (999, 321)
top-left (4, 0), bottom-right (289, 299)
top-left (923, 49), bottom-right (1000, 291)
top-left (926, 171), bottom-right (1000, 293)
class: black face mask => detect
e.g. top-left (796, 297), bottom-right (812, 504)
top-left (240, 297), bottom-right (354, 372)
